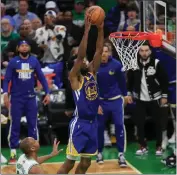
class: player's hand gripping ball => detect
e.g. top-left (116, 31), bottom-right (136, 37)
top-left (86, 6), bottom-right (105, 25)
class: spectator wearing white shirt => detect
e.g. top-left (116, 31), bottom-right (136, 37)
top-left (35, 10), bottom-right (66, 88)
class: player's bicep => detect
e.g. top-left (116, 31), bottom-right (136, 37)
top-left (29, 165), bottom-right (44, 174)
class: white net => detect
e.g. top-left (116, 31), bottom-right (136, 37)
top-left (109, 33), bottom-right (146, 71)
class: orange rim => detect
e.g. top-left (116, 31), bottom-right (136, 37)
top-left (110, 31), bottom-right (161, 40)
top-left (109, 32), bottom-right (162, 47)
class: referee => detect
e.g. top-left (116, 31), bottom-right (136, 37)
top-left (127, 42), bottom-right (168, 156)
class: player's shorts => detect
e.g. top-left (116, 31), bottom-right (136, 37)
top-left (66, 117), bottom-right (98, 160)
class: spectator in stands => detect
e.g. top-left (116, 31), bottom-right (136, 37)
top-left (2, 24), bottom-right (40, 67)
top-left (64, 11), bottom-right (72, 21)
top-left (85, 0), bottom-right (97, 9)
top-left (31, 18), bottom-right (42, 31)
top-left (1, 2), bottom-right (16, 32)
top-left (56, 10), bottom-right (84, 53)
top-left (57, 12), bottom-right (64, 22)
top-left (3, 0), bottom-right (18, 16)
top-left (118, 4), bottom-right (140, 31)
top-left (156, 13), bottom-right (166, 33)
top-left (105, 0), bottom-right (129, 35)
top-left (127, 42), bottom-right (168, 156)
top-left (45, 1), bottom-right (60, 14)
top-left (13, 0), bottom-right (39, 31)
top-left (23, 19), bottom-right (36, 39)
top-left (1, 18), bottom-right (20, 52)
top-left (64, 11), bottom-right (84, 48)
top-left (35, 10), bottom-right (66, 88)
top-left (72, 0), bottom-right (85, 28)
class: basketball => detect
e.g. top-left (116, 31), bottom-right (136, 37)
top-left (86, 6), bottom-right (105, 25)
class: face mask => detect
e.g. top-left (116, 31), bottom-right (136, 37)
top-left (19, 52), bottom-right (29, 57)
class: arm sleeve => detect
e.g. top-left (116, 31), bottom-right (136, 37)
top-left (116, 64), bottom-right (127, 96)
top-left (35, 59), bottom-right (49, 94)
top-left (156, 61), bottom-right (168, 98)
top-left (3, 60), bottom-right (14, 93)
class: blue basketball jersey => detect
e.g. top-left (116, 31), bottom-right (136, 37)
top-left (72, 72), bottom-right (99, 120)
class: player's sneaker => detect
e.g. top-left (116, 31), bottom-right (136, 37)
top-left (168, 132), bottom-right (176, 144)
top-left (104, 130), bottom-right (112, 147)
top-left (155, 147), bottom-right (163, 156)
top-left (135, 146), bottom-right (148, 155)
top-left (161, 153), bottom-right (176, 168)
top-left (118, 153), bottom-right (127, 168)
top-left (1, 154), bottom-right (7, 163)
top-left (162, 136), bottom-right (169, 150)
top-left (8, 153), bottom-right (17, 165)
top-left (96, 152), bottom-right (104, 164)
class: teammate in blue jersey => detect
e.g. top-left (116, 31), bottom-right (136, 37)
top-left (3, 40), bottom-right (50, 164)
top-left (58, 18), bottom-right (104, 174)
top-left (96, 45), bottom-right (128, 167)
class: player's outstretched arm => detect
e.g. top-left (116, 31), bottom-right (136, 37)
top-left (37, 139), bottom-right (63, 164)
top-left (69, 17), bottom-right (91, 90)
top-left (77, 17), bottom-right (91, 60)
top-left (69, 17), bottom-right (91, 78)
top-left (89, 22), bottom-right (104, 75)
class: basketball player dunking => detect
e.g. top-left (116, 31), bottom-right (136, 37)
top-left (57, 17), bottom-right (104, 174)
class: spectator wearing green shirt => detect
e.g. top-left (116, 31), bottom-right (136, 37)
top-left (1, 18), bottom-right (20, 52)
top-left (72, 0), bottom-right (85, 28)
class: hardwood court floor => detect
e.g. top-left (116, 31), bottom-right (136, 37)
top-left (1, 141), bottom-right (176, 174)
top-left (1, 160), bottom-right (140, 174)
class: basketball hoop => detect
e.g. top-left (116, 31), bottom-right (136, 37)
top-left (109, 32), bottom-right (162, 71)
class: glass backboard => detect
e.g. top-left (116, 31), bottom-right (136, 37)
top-left (143, 0), bottom-right (176, 53)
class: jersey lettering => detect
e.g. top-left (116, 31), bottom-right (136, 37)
top-left (16, 163), bottom-right (25, 174)
top-left (18, 72), bottom-right (32, 79)
top-left (16, 63), bottom-right (33, 80)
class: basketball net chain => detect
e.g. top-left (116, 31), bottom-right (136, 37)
top-left (110, 33), bottom-right (146, 71)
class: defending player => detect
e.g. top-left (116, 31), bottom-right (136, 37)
top-left (16, 137), bottom-right (63, 174)
top-left (96, 44), bottom-right (128, 167)
top-left (57, 17), bottom-right (104, 174)
top-left (3, 40), bottom-right (50, 164)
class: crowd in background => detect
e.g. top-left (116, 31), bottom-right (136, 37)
top-left (1, 0), bottom-right (141, 94)
top-left (1, 0), bottom-right (176, 168)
